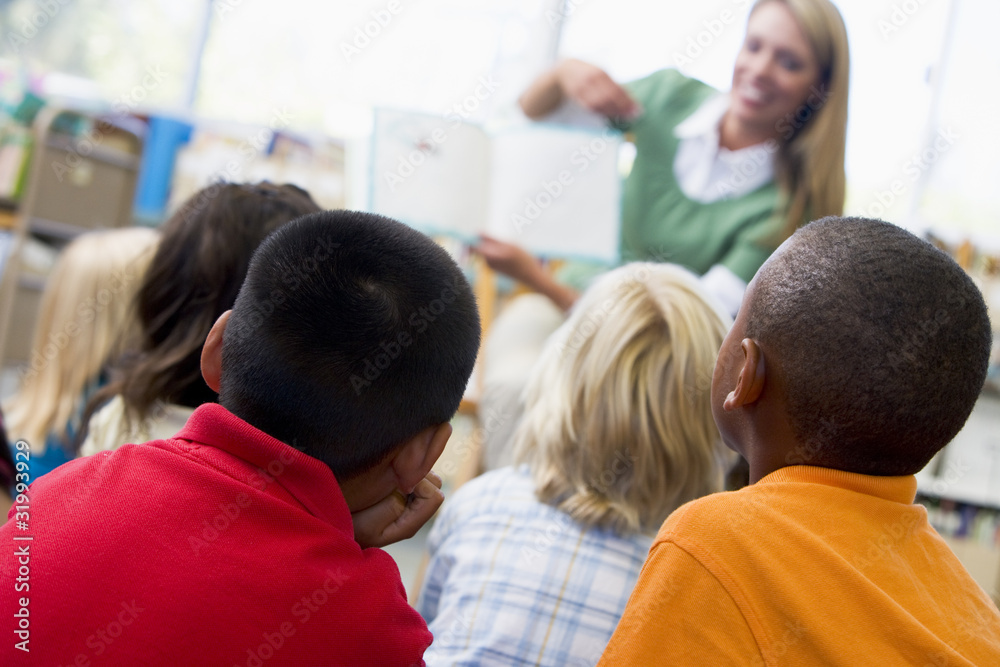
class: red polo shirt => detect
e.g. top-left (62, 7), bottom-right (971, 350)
top-left (2, 403), bottom-right (430, 666)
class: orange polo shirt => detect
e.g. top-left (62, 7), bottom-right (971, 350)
top-left (599, 465), bottom-right (1000, 665)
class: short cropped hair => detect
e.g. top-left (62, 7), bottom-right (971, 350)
top-left (515, 263), bottom-right (731, 535)
top-left (219, 211), bottom-right (481, 480)
top-left (746, 216), bottom-right (992, 476)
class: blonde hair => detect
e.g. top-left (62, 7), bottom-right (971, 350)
top-left (514, 263), bottom-right (732, 535)
top-left (757, 0), bottom-right (850, 239)
top-left (3, 227), bottom-right (159, 453)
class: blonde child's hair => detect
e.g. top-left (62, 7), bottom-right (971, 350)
top-left (3, 227), bottom-right (159, 453)
top-left (514, 263), bottom-right (732, 535)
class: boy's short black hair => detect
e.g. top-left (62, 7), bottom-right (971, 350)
top-left (746, 216), bottom-right (991, 476)
top-left (219, 211), bottom-right (481, 480)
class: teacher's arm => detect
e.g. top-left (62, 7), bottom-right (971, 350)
top-left (519, 59), bottom-right (640, 121)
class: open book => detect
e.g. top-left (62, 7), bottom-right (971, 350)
top-left (369, 108), bottom-right (622, 264)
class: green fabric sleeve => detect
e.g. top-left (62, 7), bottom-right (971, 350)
top-left (719, 219), bottom-right (783, 284)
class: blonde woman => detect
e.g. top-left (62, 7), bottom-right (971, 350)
top-left (477, 0), bottom-right (850, 466)
top-left (3, 227), bottom-right (159, 478)
top-left (480, 0), bottom-right (849, 315)
top-left (416, 263), bottom-right (731, 667)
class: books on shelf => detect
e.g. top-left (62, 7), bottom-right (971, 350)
top-left (916, 393), bottom-right (1000, 507)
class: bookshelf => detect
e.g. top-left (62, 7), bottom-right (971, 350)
top-left (916, 392), bottom-right (1000, 603)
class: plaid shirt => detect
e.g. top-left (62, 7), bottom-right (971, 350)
top-left (417, 466), bottom-right (653, 666)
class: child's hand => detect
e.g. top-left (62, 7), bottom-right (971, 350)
top-left (351, 471), bottom-right (445, 549)
top-left (473, 235), bottom-right (546, 288)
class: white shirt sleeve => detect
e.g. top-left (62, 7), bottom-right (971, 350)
top-left (700, 264), bottom-right (747, 318)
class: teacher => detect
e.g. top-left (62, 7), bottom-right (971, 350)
top-left (477, 0), bottom-right (851, 466)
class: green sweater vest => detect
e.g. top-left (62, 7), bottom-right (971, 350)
top-left (619, 69), bottom-right (784, 283)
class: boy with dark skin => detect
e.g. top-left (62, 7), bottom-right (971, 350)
top-left (600, 216), bottom-right (1000, 665)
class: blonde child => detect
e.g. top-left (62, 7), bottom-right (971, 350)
top-left (417, 263), bottom-right (731, 666)
top-left (3, 227), bottom-right (158, 477)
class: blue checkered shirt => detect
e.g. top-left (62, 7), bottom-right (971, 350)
top-left (416, 466), bottom-right (654, 666)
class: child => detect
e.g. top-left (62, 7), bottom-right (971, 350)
top-left (418, 263), bottom-right (731, 666)
top-left (0, 211), bottom-right (481, 666)
top-left (599, 216), bottom-right (1000, 664)
top-left (79, 182), bottom-right (320, 454)
top-left (3, 226), bottom-right (159, 477)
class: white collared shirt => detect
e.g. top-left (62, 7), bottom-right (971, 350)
top-left (672, 94), bottom-right (777, 315)
top-left (673, 93), bottom-right (775, 204)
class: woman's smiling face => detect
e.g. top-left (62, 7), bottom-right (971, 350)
top-left (729, 1), bottom-right (822, 138)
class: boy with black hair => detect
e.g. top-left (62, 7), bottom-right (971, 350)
top-left (600, 216), bottom-right (1000, 665)
top-left (0, 211), bottom-right (481, 666)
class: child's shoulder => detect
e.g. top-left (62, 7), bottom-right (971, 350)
top-left (435, 466), bottom-right (537, 525)
top-left (451, 465), bottom-right (533, 502)
top-left (654, 485), bottom-right (773, 546)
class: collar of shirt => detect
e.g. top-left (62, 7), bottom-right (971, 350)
top-left (673, 93), bottom-right (776, 203)
top-left (757, 465), bottom-right (918, 504)
top-left (175, 403), bottom-right (353, 533)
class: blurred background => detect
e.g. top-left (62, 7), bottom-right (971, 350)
top-left (0, 0), bottom-right (997, 237)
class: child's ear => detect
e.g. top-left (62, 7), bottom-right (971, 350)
top-left (390, 423), bottom-right (452, 494)
top-left (201, 310), bottom-right (232, 393)
top-left (723, 338), bottom-right (766, 411)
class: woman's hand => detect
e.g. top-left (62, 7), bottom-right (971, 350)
top-left (351, 471), bottom-right (444, 549)
top-left (556, 59), bottom-right (640, 120)
top-left (520, 58), bottom-right (640, 120)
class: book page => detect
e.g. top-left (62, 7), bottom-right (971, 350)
top-left (486, 124), bottom-right (621, 263)
top-left (369, 109), bottom-right (490, 242)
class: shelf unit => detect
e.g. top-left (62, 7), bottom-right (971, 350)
top-left (0, 108), bottom-right (144, 368)
top-left (915, 391), bottom-right (1000, 604)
